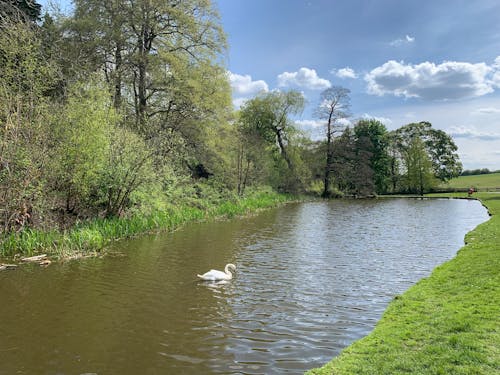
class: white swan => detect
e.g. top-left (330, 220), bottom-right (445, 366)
top-left (197, 263), bottom-right (236, 281)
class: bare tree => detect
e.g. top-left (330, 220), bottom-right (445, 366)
top-left (315, 86), bottom-right (351, 197)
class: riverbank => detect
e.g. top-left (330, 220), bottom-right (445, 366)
top-left (0, 190), bottom-right (299, 260)
top-left (307, 192), bottom-right (499, 375)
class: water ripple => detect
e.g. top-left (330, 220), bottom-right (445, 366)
top-left (0, 199), bottom-right (489, 375)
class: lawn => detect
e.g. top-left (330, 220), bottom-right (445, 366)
top-left (440, 173), bottom-right (500, 191)
top-left (307, 192), bottom-right (500, 375)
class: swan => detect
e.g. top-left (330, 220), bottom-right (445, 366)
top-left (197, 263), bottom-right (236, 281)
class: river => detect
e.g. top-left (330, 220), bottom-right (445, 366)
top-left (0, 198), bottom-right (489, 374)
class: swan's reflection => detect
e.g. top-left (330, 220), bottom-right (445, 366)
top-left (202, 279), bottom-right (230, 290)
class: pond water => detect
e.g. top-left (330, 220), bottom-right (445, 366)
top-left (0, 198), bottom-right (489, 375)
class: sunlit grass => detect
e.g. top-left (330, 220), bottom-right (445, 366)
top-left (439, 172), bottom-right (500, 191)
top-left (0, 190), bottom-right (299, 258)
top-left (307, 192), bottom-right (500, 375)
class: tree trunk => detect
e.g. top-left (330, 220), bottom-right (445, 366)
top-left (323, 113), bottom-right (334, 197)
top-left (135, 20), bottom-right (152, 126)
top-left (242, 159), bottom-right (250, 196)
top-left (237, 144), bottom-right (243, 196)
top-left (323, 146), bottom-right (333, 197)
top-left (137, 59), bottom-right (147, 124)
top-left (276, 128), bottom-right (293, 172)
top-left (113, 42), bottom-right (122, 109)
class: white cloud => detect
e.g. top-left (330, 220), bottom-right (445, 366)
top-left (492, 71), bottom-right (500, 87)
top-left (232, 97), bottom-right (249, 108)
top-left (390, 34), bottom-right (415, 47)
top-left (492, 56), bottom-right (500, 87)
top-left (472, 107), bottom-right (500, 115)
top-left (360, 113), bottom-right (393, 125)
top-left (228, 72), bottom-right (268, 97)
top-left (337, 118), bottom-right (353, 127)
top-left (449, 126), bottom-right (500, 141)
top-left (295, 119), bottom-right (325, 129)
top-left (228, 72), bottom-right (269, 108)
top-left (296, 118), bottom-right (352, 140)
top-left (334, 67), bottom-right (358, 79)
top-left (365, 59), bottom-right (495, 100)
top-left (277, 67), bottom-right (331, 90)
top-left (493, 56), bottom-right (500, 69)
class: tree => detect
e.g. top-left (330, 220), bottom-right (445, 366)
top-left (403, 137), bottom-right (436, 195)
top-left (68, 0), bottom-right (228, 126)
top-left (329, 126), bottom-right (376, 196)
top-left (239, 90), bottom-right (305, 191)
top-left (331, 127), bottom-right (356, 195)
top-left (393, 122), bottom-right (462, 183)
top-left (68, 0), bottom-right (130, 108)
top-left (100, 125), bottom-right (155, 217)
top-left (352, 130), bottom-right (375, 196)
top-left (353, 119), bottom-right (391, 194)
top-left (0, 1), bottom-right (41, 23)
top-left (0, 19), bottom-right (57, 232)
top-left (387, 132), bottom-right (402, 193)
top-left (426, 128), bottom-right (463, 181)
top-left (65, 0), bottom-right (232, 184)
top-left (314, 86), bottom-right (350, 197)
top-left (234, 120), bottom-right (266, 196)
top-left (51, 80), bottom-right (116, 214)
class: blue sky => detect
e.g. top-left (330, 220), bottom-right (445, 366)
top-left (218, 0), bottom-right (500, 170)
top-left (39, 0), bottom-right (500, 169)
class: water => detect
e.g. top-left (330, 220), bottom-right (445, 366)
top-left (0, 198), bottom-right (489, 374)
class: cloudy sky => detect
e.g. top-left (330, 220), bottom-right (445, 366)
top-left (38, 0), bottom-right (500, 170)
top-left (219, 0), bottom-right (500, 170)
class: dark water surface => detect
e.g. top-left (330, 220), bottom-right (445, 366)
top-left (0, 199), bottom-right (489, 374)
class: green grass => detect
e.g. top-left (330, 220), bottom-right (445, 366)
top-left (440, 172), bottom-right (500, 191)
top-left (0, 190), bottom-right (299, 258)
top-left (306, 192), bottom-right (499, 375)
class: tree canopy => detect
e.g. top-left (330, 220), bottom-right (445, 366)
top-left (0, 0), bottom-right (465, 236)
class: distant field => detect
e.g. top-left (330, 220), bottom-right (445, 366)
top-left (440, 172), bottom-right (500, 190)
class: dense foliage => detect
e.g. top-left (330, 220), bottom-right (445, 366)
top-left (0, 1), bottom-right (462, 242)
top-left (461, 168), bottom-right (498, 176)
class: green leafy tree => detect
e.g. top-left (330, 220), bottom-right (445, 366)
top-left (66, 0), bottom-right (232, 182)
top-left (393, 121), bottom-right (462, 183)
top-left (239, 90), bottom-right (305, 192)
top-left (50, 79), bottom-right (159, 218)
top-left (331, 127), bottom-right (356, 195)
top-left (233, 120), bottom-right (266, 195)
top-left (387, 132), bottom-right (402, 193)
top-left (403, 137), bottom-right (436, 195)
top-left (353, 119), bottom-right (391, 194)
top-left (68, 0), bottom-right (228, 125)
top-left (0, 19), bottom-right (56, 232)
top-left (100, 126), bottom-right (156, 217)
top-left (51, 80), bottom-right (116, 214)
top-left (0, 0), bottom-right (41, 23)
top-left (240, 91), bottom-right (305, 171)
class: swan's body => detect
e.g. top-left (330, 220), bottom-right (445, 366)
top-left (197, 263), bottom-right (236, 281)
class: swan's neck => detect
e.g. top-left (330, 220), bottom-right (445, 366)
top-left (224, 264), bottom-right (234, 275)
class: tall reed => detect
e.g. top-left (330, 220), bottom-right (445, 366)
top-left (0, 191), bottom-right (297, 258)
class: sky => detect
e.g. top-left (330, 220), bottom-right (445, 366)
top-left (38, 0), bottom-right (500, 170)
top-left (217, 0), bottom-right (500, 170)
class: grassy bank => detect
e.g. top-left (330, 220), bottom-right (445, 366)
top-left (0, 190), bottom-right (298, 259)
top-left (439, 172), bottom-right (500, 191)
top-left (307, 192), bottom-right (499, 375)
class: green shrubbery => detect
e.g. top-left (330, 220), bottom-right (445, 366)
top-left (0, 188), bottom-right (295, 257)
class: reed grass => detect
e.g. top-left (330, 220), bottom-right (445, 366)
top-left (0, 190), bottom-right (297, 258)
